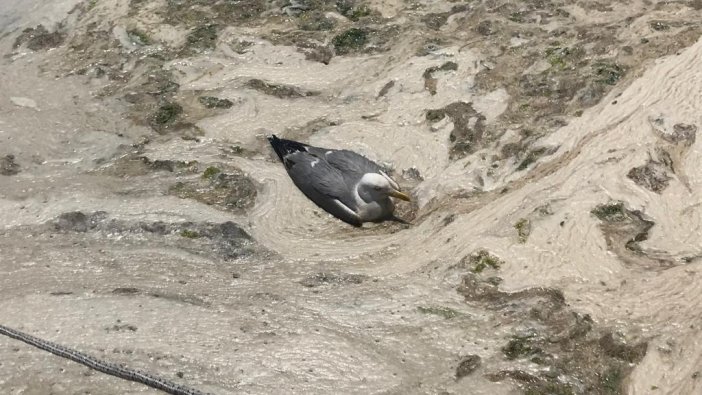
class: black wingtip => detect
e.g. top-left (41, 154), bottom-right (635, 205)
top-left (268, 135), bottom-right (308, 163)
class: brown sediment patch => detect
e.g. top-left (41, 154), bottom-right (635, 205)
top-left (646, 116), bottom-right (698, 190)
top-left (299, 272), bottom-right (368, 288)
top-left (27, 0), bottom-right (702, 163)
top-left (455, 249), bottom-right (503, 274)
top-left (377, 80), bottom-right (395, 98)
top-left (182, 24), bottom-right (220, 54)
top-left (168, 166), bottom-right (257, 214)
top-left (198, 96), bottom-right (234, 109)
top-left (45, 211), bottom-right (259, 262)
top-left (98, 154), bottom-right (199, 178)
top-left (515, 146), bottom-right (559, 171)
top-left (591, 202), bottom-right (674, 269)
top-left (421, 5), bottom-right (469, 31)
top-left (425, 102), bottom-right (488, 160)
top-left (53, 211), bottom-right (106, 233)
top-left (332, 27), bottom-right (369, 55)
top-left (440, 0), bottom-right (702, 168)
top-left (422, 61), bottom-right (458, 96)
top-left (297, 41), bottom-right (335, 64)
top-left (627, 149), bottom-right (673, 194)
top-left (157, 0), bottom-right (270, 27)
top-left (459, 273), bottom-right (648, 394)
top-left (13, 25), bottom-right (65, 50)
top-left (244, 79), bottom-right (321, 99)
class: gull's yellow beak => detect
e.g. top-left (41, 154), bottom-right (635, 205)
top-left (390, 190), bottom-right (411, 202)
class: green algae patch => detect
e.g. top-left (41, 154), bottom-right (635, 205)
top-left (332, 28), bottom-right (368, 55)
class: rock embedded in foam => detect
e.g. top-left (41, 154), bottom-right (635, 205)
top-left (1, 155), bottom-right (20, 176)
top-left (455, 354), bottom-right (481, 378)
top-left (627, 157), bottom-right (672, 193)
top-left (168, 167), bottom-right (257, 213)
top-left (13, 25), bottom-right (65, 50)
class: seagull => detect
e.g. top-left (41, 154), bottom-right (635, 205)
top-left (268, 135), bottom-right (411, 227)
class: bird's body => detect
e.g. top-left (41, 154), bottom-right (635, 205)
top-left (268, 135), bottom-right (410, 227)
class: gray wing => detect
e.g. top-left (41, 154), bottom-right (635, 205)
top-left (306, 147), bottom-right (382, 178)
top-left (284, 151), bottom-right (362, 226)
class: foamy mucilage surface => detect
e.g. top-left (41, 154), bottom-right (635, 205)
top-left (0, 0), bottom-right (701, 394)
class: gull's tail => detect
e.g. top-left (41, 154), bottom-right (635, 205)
top-left (267, 134), bottom-right (309, 163)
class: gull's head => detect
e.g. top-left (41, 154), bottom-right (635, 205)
top-left (358, 171), bottom-right (411, 202)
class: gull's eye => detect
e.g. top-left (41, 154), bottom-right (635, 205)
top-left (374, 186), bottom-right (381, 191)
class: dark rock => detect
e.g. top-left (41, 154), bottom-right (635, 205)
top-left (500, 142), bottom-right (523, 159)
top-left (461, 271), bottom-right (645, 394)
top-left (519, 72), bottom-right (585, 100)
top-left (180, 229), bottom-right (200, 239)
top-left (13, 25), bottom-right (65, 50)
top-left (591, 202), bottom-right (628, 222)
top-left (101, 155), bottom-right (198, 177)
top-left (425, 102), bottom-right (487, 159)
top-left (149, 102), bottom-right (182, 129)
top-left (476, 20), bottom-right (494, 36)
top-left (107, 324), bottom-right (138, 332)
top-left (0, 155), bottom-right (20, 176)
top-left (168, 170), bottom-right (257, 212)
top-left (211, 221), bottom-right (252, 240)
top-left (460, 249), bottom-right (503, 273)
top-left (54, 212), bottom-right (90, 232)
top-left (140, 221), bottom-right (169, 235)
top-left (665, 123), bottom-right (697, 146)
top-left (189, 221), bottom-right (255, 260)
top-left (300, 272), bottom-right (368, 287)
top-left (297, 11), bottom-right (336, 31)
top-left (150, 159), bottom-right (182, 172)
top-left (185, 24), bottom-right (219, 52)
top-left (49, 291), bottom-right (74, 296)
top-left (377, 80), bottom-right (395, 98)
top-left (245, 79), bottom-right (320, 99)
top-left (423, 62), bottom-right (459, 95)
top-left (650, 21), bottom-right (670, 31)
top-left (416, 40), bottom-right (444, 56)
top-left (421, 5), bottom-right (468, 30)
top-left (591, 201), bottom-right (662, 267)
top-left (332, 28), bottom-right (368, 55)
top-left (301, 44), bottom-right (334, 64)
top-left (112, 287), bottom-right (140, 295)
top-left (594, 62), bottom-right (625, 85)
top-left (401, 166), bottom-right (423, 181)
top-left (336, 0), bottom-right (373, 21)
top-left (502, 335), bottom-right (543, 360)
top-left (126, 29), bottom-right (151, 46)
top-left (485, 370), bottom-right (540, 384)
top-left (198, 96), bottom-right (234, 109)
top-left (578, 84), bottom-right (607, 107)
top-left (599, 332), bottom-right (648, 363)
top-left (516, 146), bottom-right (556, 171)
top-left (458, 273), bottom-right (565, 308)
top-left (456, 355), bottom-right (481, 378)
top-left (627, 155), bottom-right (672, 193)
